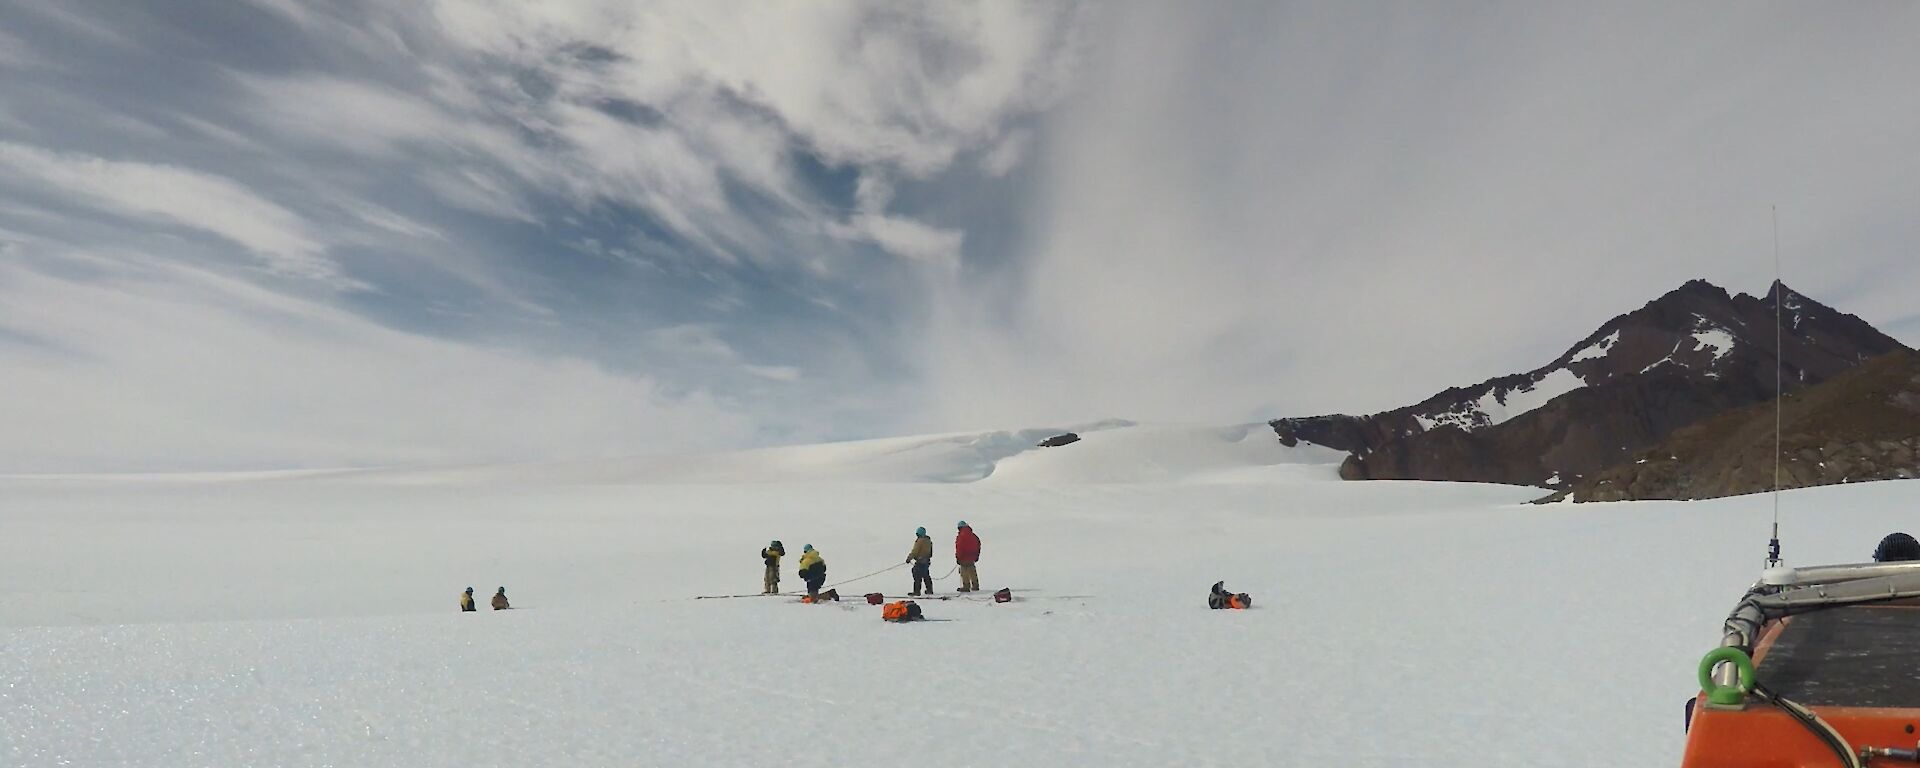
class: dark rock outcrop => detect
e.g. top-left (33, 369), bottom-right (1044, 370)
top-left (1037, 433), bottom-right (1081, 448)
top-left (1273, 280), bottom-right (1910, 488)
top-left (1562, 350), bottom-right (1920, 502)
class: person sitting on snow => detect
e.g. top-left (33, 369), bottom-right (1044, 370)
top-left (761, 540), bottom-right (786, 595)
top-left (798, 544), bottom-right (828, 597)
top-left (906, 527), bottom-right (935, 596)
top-left (460, 586), bottom-right (477, 612)
top-left (491, 587), bottom-right (511, 610)
top-left (1208, 581), bottom-right (1252, 610)
top-left (1874, 532), bottom-right (1920, 562)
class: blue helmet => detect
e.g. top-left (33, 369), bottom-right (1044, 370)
top-left (915, 526), bottom-right (927, 536)
top-left (957, 520), bottom-right (969, 529)
top-left (465, 587), bottom-right (473, 593)
top-left (803, 544), bottom-right (814, 552)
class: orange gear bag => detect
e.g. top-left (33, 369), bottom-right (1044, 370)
top-left (882, 601), bottom-right (911, 621)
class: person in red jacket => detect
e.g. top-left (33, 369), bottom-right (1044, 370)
top-left (955, 521), bottom-right (982, 592)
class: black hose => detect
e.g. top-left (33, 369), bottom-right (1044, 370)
top-left (1753, 683), bottom-right (1861, 768)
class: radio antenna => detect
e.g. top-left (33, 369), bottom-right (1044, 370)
top-left (1766, 205), bottom-right (1784, 569)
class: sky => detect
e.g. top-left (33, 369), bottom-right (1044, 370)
top-left (1, 1), bottom-right (1917, 472)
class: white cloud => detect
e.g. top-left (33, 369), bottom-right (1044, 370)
top-left (0, 141), bottom-right (339, 283)
top-left (645, 323), bottom-right (801, 383)
top-left (913, 3), bottom-right (1920, 430)
top-left (828, 213), bottom-right (965, 264)
top-left (236, 2), bottom-right (1081, 268)
top-left (0, 252), bottom-right (757, 472)
top-left (430, 2), bottom-right (1081, 174)
top-left (745, 364), bottom-right (804, 383)
top-left (0, 28), bottom-right (49, 70)
top-left (981, 128), bottom-right (1030, 177)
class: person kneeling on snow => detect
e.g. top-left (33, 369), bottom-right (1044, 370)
top-left (1874, 532), bottom-right (1920, 562)
top-left (460, 586), bottom-right (477, 612)
top-left (798, 544), bottom-right (828, 597)
top-left (1208, 581), bottom-right (1251, 610)
top-left (492, 587), bottom-right (511, 610)
top-left (882, 600), bottom-right (924, 622)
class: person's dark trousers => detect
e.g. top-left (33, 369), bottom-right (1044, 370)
top-left (910, 560), bottom-right (932, 594)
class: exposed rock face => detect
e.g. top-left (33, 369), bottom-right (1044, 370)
top-left (1037, 433), bottom-right (1081, 448)
top-left (1563, 350), bottom-right (1920, 502)
top-left (1272, 280), bottom-right (1910, 488)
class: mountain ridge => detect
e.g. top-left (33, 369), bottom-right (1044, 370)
top-left (1271, 279), bottom-right (1911, 489)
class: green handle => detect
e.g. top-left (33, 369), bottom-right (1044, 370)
top-left (1699, 647), bottom-right (1756, 706)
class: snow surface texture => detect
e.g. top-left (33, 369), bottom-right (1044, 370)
top-left (5, 422), bottom-right (1916, 767)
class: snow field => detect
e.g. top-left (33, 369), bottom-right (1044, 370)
top-left (4, 424), bottom-right (1918, 766)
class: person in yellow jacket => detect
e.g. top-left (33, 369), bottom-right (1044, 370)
top-left (797, 544), bottom-right (827, 597)
top-left (761, 540), bottom-right (786, 594)
top-left (905, 526), bottom-right (934, 596)
top-left (459, 586), bottom-right (476, 612)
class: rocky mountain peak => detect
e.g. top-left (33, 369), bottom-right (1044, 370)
top-left (1272, 279), bottom-right (1909, 489)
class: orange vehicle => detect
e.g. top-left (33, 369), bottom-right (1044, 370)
top-left (1682, 560), bottom-right (1920, 767)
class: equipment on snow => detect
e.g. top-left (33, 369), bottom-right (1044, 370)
top-left (881, 600), bottom-right (924, 622)
top-left (865, 592), bottom-right (886, 605)
top-left (801, 589), bottom-right (840, 604)
top-left (993, 587), bottom-right (1012, 603)
top-left (1207, 581), bottom-right (1251, 610)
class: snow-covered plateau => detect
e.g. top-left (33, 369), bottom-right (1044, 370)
top-left (4, 422), bottom-right (1915, 767)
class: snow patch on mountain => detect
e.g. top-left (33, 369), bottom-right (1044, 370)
top-left (1568, 331), bottom-right (1620, 363)
top-left (1416, 367), bottom-right (1588, 432)
top-left (1693, 328), bottom-right (1735, 361)
top-left (1640, 338), bottom-right (1686, 374)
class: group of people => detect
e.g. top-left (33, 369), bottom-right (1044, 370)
top-left (460, 586), bottom-right (511, 611)
top-left (761, 521), bottom-right (984, 598)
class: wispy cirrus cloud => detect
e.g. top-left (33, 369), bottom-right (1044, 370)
top-left (0, 242), bottom-right (757, 472)
top-left (0, 142), bottom-right (339, 283)
top-left (8, 1), bottom-right (1913, 474)
top-left (0, 0), bottom-right (1084, 470)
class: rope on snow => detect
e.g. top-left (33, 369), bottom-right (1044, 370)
top-left (821, 560), bottom-right (909, 590)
